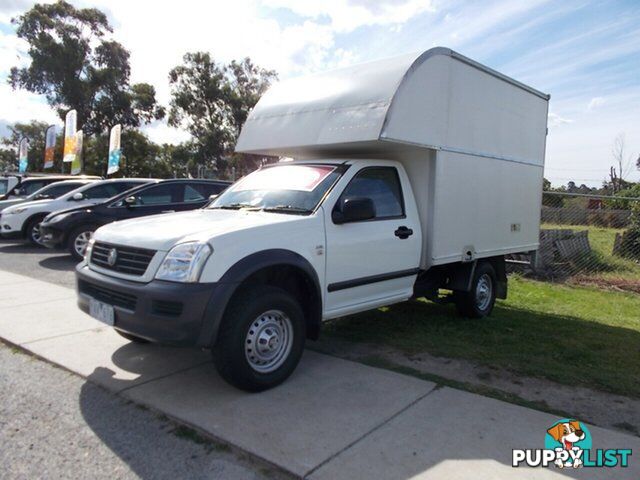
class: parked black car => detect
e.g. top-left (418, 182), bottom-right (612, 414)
top-left (40, 178), bottom-right (231, 259)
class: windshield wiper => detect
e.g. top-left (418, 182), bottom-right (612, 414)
top-left (211, 203), bottom-right (260, 210)
top-left (262, 205), bottom-right (313, 215)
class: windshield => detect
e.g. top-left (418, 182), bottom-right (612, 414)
top-left (209, 164), bottom-right (343, 214)
top-left (0, 179), bottom-right (7, 196)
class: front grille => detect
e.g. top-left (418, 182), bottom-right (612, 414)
top-left (91, 242), bottom-right (156, 276)
top-left (152, 300), bottom-right (184, 317)
top-left (78, 280), bottom-right (137, 310)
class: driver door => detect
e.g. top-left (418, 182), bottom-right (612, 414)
top-left (324, 166), bottom-right (421, 317)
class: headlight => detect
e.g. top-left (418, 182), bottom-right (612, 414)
top-left (7, 207), bottom-right (27, 215)
top-left (155, 242), bottom-right (212, 283)
top-left (84, 238), bottom-right (95, 262)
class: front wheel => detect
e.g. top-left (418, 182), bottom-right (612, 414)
top-left (67, 225), bottom-right (97, 260)
top-left (26, 215), bottom-right (46, 245)
top-left (212, 286), bottom-right (305, 392)
top-left (453, 262), bottom-right (497, 318)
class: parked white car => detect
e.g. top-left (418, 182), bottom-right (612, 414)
top-left (1, 179), bottom-right (150, 244)
top-left (0, 179), bottom-right (94, 213)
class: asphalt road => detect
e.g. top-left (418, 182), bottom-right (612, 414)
top-left (0, 239), bottom-right (77, 287)
top-left (0, 240), bottom-right (288, 479)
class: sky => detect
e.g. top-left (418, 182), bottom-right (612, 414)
top-left (0, 0), bottom-right (639, 187)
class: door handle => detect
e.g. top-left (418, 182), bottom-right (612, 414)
top-left (394, 226), bottom-right (413, 239)
top-left (161, 210), bottom-right (175, 213)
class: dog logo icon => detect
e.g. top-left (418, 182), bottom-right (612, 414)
top-left (545, 419), bottom-right (590, 468)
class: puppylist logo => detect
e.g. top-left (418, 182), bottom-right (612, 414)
top-left (512, 418), bottom-right (632, 469)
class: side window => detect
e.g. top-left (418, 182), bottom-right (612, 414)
top-left (339, 167), bottom-right (404, 219)
top-left (183, 183), bottom-right (226, 202)
top-left (109, 182), bottom-right (144, 196)
top-left (183, 184), bottom-right (206, 202)
top-left (39, 183), bottom-right (80, 198)
top-left (22, 181), bottom-right (47, 196)
top-left (84, 182), bottom-right (139, 199)
top-left (135, 184), bottom-right (182, 205)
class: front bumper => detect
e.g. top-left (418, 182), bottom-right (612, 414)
top-left (76, 264), bottom-right (217, 346)
top-left (39, 224), bottom-right (65, 249)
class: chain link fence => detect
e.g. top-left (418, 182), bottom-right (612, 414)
top-left (508, 192), bottom-right (640, 293)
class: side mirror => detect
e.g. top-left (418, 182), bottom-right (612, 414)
top-left (332, 196), bottom-right (376, 224)
top-left (72, 192), bottom-right (85, 201)
top-left (209, 194), bottom-right (219, 201)
top-left (124, 196), bottom-right (137, 207)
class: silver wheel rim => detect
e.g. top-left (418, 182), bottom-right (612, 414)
top-left (475, 273), bottom-right (493, 311)
top-left (31, 223), bottom-right (43, 244)
top-left (244, 309), bottom-right (293, 374)
top-left (74, 231), bottom-right (93, 257)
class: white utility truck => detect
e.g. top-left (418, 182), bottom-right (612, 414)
top-left (76, 47), bottom-right (549, 391)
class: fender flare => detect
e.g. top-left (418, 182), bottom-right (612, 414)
top-left (197, 249), bottom-right (322, 346)
top-left (21, 211), bottom-right (50, 237)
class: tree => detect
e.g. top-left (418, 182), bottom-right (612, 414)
top-left (0, 120), bottom-right (64, 172)
top-left (168, 53), bottom-right (276, 177)
top-left (9, 1), bottom-right (164, 136)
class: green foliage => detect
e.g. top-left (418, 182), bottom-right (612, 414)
top-left (617, 203), bottom-right (640, 260)
top-left (168, 53), bottom-right (276, 176)
top-left (9, 0), bottom-right (164, 136)
top-left (605, 184), bottom-right (640, 210)
top-left (0, 120), bottom-right (65, 172)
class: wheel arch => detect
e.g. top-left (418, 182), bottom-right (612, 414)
top-left (21, 211), bottom-right (49, 238)
top-left (198, 249), bottom-right (323, 347)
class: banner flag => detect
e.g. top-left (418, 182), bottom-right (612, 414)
top-left (71, 130), bottom-right (83, 175)
top-left (107, 124), bottom-right (122, 175)
top-left (18, 138), bottom-right (28, 173)
top-left (63, 109), bottom-right (77, 163)
top-left (44, 125), bottom-right (56, 169)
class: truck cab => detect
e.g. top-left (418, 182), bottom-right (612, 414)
top-left (75, 47), bottom-right (549, 391)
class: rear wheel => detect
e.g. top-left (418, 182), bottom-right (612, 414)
top-left (212, 285), bottom-right (305, 392)
top-left (67, 224), bottom-right (97, 260)
top-left (453, 262), bottom-right (497, 318)
top-left (25, 215), bottom-right (46, 246)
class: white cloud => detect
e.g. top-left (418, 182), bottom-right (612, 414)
top-left (547, 112), bottom-right (573, 128)
top-left (261, 0), bottom-right (435, 33)
top-left (587, 96), bottom-right (606, 111)
top-left (0, 83), bottom-right (59, 126)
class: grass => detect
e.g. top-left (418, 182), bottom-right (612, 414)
top-left (542, 223), bottom-right (640, 282)
top-left (323, 276), bottom-right (640, 398)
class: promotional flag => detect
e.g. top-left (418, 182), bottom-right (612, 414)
top-left (107, 124), bottom-right (122, 175)
top-left (18, 138), bottom-right (28, 173)
top-left (63, 109), bottom-right (77, 163)
top-left (71, 130), bottom-right (83, 175)
top-left (44, 125), bottom-right (56, 169)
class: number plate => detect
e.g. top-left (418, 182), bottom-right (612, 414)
top-left (89, 298), bottom-right (115, 326)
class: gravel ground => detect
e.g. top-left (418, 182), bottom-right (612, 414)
top-left (0, 344), bottom-right (288, 480)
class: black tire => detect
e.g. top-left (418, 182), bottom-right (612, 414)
top-left (212, 285), bottom-right (306, 392)
top-left (115, 330), bottom-right (150, 343)
top-left (25, 215), bottom-right (47, 245)
top-left (67, 224), bottom-right (98, 261)
top-left (453, 262), bottom-right (497, 318)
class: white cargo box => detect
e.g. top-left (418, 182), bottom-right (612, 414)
top-left (236, 47), bottom-right (550, 269)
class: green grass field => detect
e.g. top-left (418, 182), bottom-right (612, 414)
top-left (542, 223), bottom-right (640, 283)
top-left (323, 276), bottom-right (640, 398)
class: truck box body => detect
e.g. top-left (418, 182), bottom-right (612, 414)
top-left (237, 47), bottom-right (549, 269)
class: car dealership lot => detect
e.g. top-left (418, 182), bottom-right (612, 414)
top-left (1, 241), bottom-right (639, 479)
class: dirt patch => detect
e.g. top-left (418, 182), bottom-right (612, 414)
top-left (311, 337), bottom-right (640, 437)
top-left (569, 275), bottom-right (640, 294)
